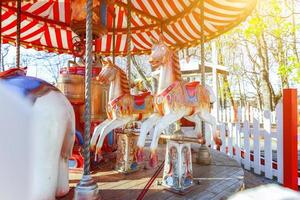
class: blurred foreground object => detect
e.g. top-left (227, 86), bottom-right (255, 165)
top-left (0, 68), bottom-right (75, 200)
top-left (228, 184), bottom-right (300, 200)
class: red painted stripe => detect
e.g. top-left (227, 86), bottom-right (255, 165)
top-left (208, 1), bottom-right (246, 12)
top-left (176, 0), bottom-right (186, 11)
top-left (146, 29), bottom-right (159, 43)
top-left (116, 7), bottom-right (124, 52)
top-left (204, 5), bottom-right (239, 18)
top-left (55, 28), bottom-right (63, 49)
top-left (29, 1), bottom-right (52, 16)
top-left (21, 3), bottom-right (32, 11)
top-left (162, 28), bottom-right (180, 44)
top-left (166, 0), bottom-right (180, 14)
top-left (147, 0), bottom-right (163, 19)
top-left (53, 1), bottom-right (60, 22)
top-left (64, 0), bottom-right (71, 24)
top-left (168, 23), bottom-right (189, 43)
top-left (21, 25), bottom-right (44, 42)
top-left (66, 30), bottom-right (73, 50)
top-left (115, 35), bottom-right (122, 53)
top-left (1, 8), bottom-right (13, 21)
top-left (131, 36), bottom-right (147, 50)
top-left (138, 17), bottom-right (149, 26)
top-left (136, 1), bottom-right (152, 20)
top-left (44, 27), bottom-right (52, 47)
top-left (135, 33), bottom-right (152, 47)
top-left (157, 0), bottom-right (172, 18)
top-left (178, 18), bottom-right (197, 40)
top-left (95, 38), bottom-right (101, 52)
top-left (2, 3), bottom-right (68, 29)
top-left (5, 18), bottom-right (37, 37)
top-left (130, 16), bottom-right (141, 27)
top-left (191, 12), bottom-right (214, 35)
top-left (2, 18), bottom-right (18, 33)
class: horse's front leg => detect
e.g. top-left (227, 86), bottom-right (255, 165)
top-left (149, 110), bottom-right (186, 168)
top-left (136, 113), bottom-right (161, 163)
top-left (96, 118), bottom-right (131, 154)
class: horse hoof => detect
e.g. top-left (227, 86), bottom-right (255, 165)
top-left (90, 145), bottom-right (96, 152)
top-left (135, 148), bottom-right (144, 163)
top-left (214, 137), bottom-right (222, 146)
top-left (149, 152), bottom-right (159, 168)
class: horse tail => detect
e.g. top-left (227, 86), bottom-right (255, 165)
top-left (205, 85), bottom-right (216, 103)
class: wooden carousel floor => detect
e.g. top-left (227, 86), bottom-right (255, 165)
top-left (60, 146), bottom-right (244, 200)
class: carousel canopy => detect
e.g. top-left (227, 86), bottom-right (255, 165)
top-left (0, 0), bottom-right (256, 55)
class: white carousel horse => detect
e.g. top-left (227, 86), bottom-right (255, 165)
top-left (0, 68), bottom-right (75, 200)
top-left (136, 36), bottom-right (220, 167)
top-left (90, 59), bottom-right (154, 156)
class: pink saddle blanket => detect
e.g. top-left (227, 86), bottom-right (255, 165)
top-left (184, 81), bottom-right (199, 98)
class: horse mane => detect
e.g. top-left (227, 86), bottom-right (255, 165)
top-left (112, 64), bottom-right (130, 94)
top-left (170, 50), bottom-right (182, 81)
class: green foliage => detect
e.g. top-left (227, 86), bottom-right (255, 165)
top-left (293, 68), bottom-right (300, 83)
top-left (244, 15), bottom-right (266, 39)
top-left (216, 0), bottom-right (300, 108)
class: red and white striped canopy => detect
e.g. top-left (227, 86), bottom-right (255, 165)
top-left (0, 0), bottom-right (256, 55)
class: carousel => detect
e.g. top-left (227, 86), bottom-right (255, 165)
top-left (0, 0), bottom-right (256, 199)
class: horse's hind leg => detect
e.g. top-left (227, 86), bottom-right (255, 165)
top-left (149, 110), bottom-right (186, 167)
top-left (184, 115), bottom-right (205, 150)
top-left (198, 111), bottom-right (221, 146)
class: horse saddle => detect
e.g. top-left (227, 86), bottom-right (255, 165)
top-left (184, 81), bottom-right (199, 102)
top-left (133, 92), bottom-right (151, 108)
top-left (0, 68), bottom-right (25, 78)
top-left (0, 68), bottom-right (58, 103)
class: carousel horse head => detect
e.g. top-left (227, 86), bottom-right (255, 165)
top-left (97, 58), bottom-right (118, 84)
top-left (149, 35), bottom-right (172, 70)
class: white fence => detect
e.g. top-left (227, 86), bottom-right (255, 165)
top-left (209, 103), bottom-right (286, 184)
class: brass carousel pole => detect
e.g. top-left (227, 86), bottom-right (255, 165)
top-left (74, 0), bottom-right (100, 199)
top-left (126, 0), bottom-right (132, 88)
top-left (112, 6), bottom-right (116, 64)
top-left (16, 0), bottom-right (21, 68)
top-left (197, 0), bottom-right (212, 165)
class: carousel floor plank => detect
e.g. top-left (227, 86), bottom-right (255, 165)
top-left (60, 146), bottom-right (244, 200)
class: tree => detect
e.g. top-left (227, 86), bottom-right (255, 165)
top-left (212, 0), bottom-right (300, 110)
top-left (1, 45), bottom-right (10, 71)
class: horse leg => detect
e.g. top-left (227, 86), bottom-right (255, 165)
top-left (149, 110), bottom-right (186, 168)
top-left (96, 118), bottom-right (131, 154)
top-left (136, 113), bottom-right (161, 163)
top-left (90, 119), bottom-right (111, 150)
top-left (184, 115), bottom-right (205, 150)
top-left (198, 111), bottom-right (221, 146)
